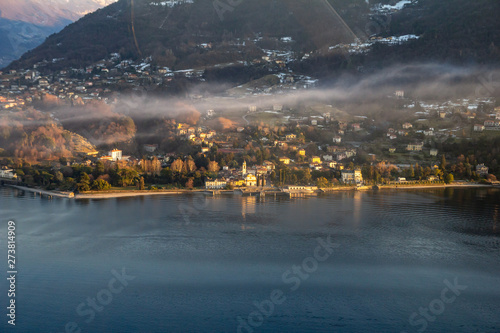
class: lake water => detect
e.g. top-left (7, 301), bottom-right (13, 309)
top-left (0, 187), bottom-right (499, 332)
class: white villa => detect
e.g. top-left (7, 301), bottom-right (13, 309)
top-left (0, 168), bottom-right (17, 180)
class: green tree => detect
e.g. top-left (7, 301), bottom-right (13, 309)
top-left (440, 155), bottom-right (447, 171)
top-left (160, 167), bottom-right (174, 183)
top-left (77, 172), bottom-right (91, 192)
top-left (62, 177), bottom-right (76, 190)
top-left (445, 173), bottom-right (454, 184)
top-left (40, 171), bottom-right (54, 186)
top-left (54, 171), bottom-right (64, 183)
top-left (118, 168), bottom-right (139, 187)
top-left (92, 179), bottom-right (111, 191)
top-left (316, 177), bottom-right (330, 188)
top-left (433, 168), bottom-right (443, 180)
top-left (302, 169), bottom-right (312, 185)
top-left (94, 161), bottom-right (105, 177)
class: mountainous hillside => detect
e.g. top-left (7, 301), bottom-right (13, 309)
top-left (6, 0), bottom-right (500, 74)
top-left (7, 0), bottom-right (369, 71)
top-left (0, 17), bottom-right (61, 69)
top-left (0, 0), bottom-right (116, 68)
top-left (365, 0), bottom-right (500, 65)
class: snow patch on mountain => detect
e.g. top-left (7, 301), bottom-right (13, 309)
top-left (372, 0), bottom-right (417, 13)
top-left (329, 34), bottom-right (420, 54)
top-left (150, 0), bottom-right (194, 7)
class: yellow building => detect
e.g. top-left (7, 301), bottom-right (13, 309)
top-left (230, 179), bottom-right (246, 187)
top-left (310, 156), bottom-right (321, 164)
top-left (279, 157), bottom-right (291, 165)
top-left (245, 174), bottom-right (257, 187)
top-left (298, 149), bottom-right (306, 156)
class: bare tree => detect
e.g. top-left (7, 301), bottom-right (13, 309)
top-left (171, 158), bottom-right (184, 173)
top-left (184, 158), bottom-right (197, 173)
top-left (208, 160), bottom-right (220, 173)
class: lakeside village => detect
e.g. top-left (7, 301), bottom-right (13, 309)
top-left (1, 103), bottom-right (499, 196)
top-left (1, 55), bottom-right (500, 195)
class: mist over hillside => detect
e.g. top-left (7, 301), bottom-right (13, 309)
top-left (1, 0), bottom-right (500, 168)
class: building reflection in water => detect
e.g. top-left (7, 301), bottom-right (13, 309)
top-left (241, 196), bottom-right (257, 219)
top-left (241, 196), bottom-right (257, 230)
top-left (352, 190), bottom-right (362, 229)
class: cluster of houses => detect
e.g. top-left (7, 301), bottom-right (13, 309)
top-left (275, 146), bottom-right (357, 170)
top-left (205, 161), bottom-right (261, 189)
top-left (176, 124), bottom-right (217, 146)
top-left (2, 53), bottom-right (498, 190)
top-left (0, 33), bottom-right (324, 110)
top-left (405, 98), bottom-right (499, 135)
top-left (381, 104), bottom-right (499, 155)
top-left (205, 159), bottom-right (365, 189)
top-left (0, 56), bottom-right (180, 110)
top-left (0, 95), bottom-right (26, 110)
top-left (0, 167), bottom-right (18, 180)
top-left (474, 108), bottom-right (500, 131)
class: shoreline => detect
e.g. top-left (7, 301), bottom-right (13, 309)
top-left (75, 190), bottom-right (195, 199)
top-left (5, 185), bottom-right (75, 198)
top-left (376, 183), bottom-right (493, 190)
top-left (4, 184), bottom-right (201, 199)
top-left (3, 183), bottom-right (497, 200)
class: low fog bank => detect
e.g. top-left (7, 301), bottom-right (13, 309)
top-left (113, 63), bottom-right (500, 120)
top-left (3, 63), bottom-right (499, 160)
top-left (44, 62), bottom-right (493, 148)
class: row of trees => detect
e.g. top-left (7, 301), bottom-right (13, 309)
top-left (4, 130), bottom-right (499, 192)
top-left (4, 156), bottom-right (224, 192)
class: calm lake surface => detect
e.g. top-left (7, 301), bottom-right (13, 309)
top-left (1, 187), bottom-right (499, 332)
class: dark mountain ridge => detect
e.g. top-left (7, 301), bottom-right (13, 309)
top-left (6, 0), bottom-right (370, 71)
top-left (5, 0), bottom-right (500, 75)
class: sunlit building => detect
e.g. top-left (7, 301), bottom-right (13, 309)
top-left (341, 169), bottom-right (363, 185)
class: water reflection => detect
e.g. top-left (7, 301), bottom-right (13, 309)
top-left (1, 186), bottom-right (500, 332)
top-left (241, 196), bottom-right (257, 219)
top-left (353, 190), bottom-right (362, 229)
